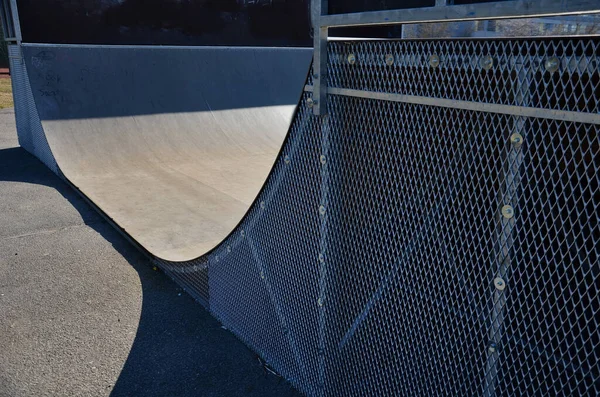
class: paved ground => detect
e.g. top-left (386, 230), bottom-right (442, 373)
top-left (0, 108), bottom-right (299, 397)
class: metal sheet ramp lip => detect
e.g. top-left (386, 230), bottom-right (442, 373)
top-left (22, 44), bottom-right (313, 119)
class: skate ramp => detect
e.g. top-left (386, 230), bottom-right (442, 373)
top-left (10, 35), bottom-right (600, 397)
top-left (23, 45), bottom-right (312, 261)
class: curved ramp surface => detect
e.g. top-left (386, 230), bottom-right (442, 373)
top-left (23, 44), bottom-right (312, 261)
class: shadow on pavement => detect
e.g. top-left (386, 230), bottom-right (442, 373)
top-left (0, 146), bottom-right (299, 397)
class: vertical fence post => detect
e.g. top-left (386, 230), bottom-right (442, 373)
top-left (312, 0), bottom-right (328, 116)
top-left (7, 0), bottom-right (20, 43)
top-left (484, 52), bottom-right (529, 397)
top-left (3, 0), bottom-right (22, 64)
top-left (316, 112), bottom-right (330, 396)
top-left (312, 2), bottom-right (331, 394)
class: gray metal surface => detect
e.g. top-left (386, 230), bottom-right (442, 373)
top-left (155, 37), bottom-right (599, 396)
top-left (22, 44), bottom-right (312, 261)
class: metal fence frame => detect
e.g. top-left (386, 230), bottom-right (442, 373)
top-left (302, 2), bottom-right (600, 395)
top-left (0, 0), bottom-right (20, 43)
top-left (310, 0), bottom-right (600, 115)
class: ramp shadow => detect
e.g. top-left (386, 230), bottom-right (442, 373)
top-left (0, 146), bottom-right (299, 397)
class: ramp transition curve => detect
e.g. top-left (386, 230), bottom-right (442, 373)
top-left (24, 44), bottom-right (312, 261)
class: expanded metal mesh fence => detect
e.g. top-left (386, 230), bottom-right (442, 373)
top-left (157, 37), bottom-right (599, 396)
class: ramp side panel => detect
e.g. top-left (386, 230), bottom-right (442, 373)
top-left (9, 45), bottom-right (59, 174)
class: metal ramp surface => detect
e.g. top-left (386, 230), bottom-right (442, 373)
top-left (22, 45), bottom-right (312, 261)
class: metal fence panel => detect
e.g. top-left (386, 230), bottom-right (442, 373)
top-left (158, 37), bottom-right (599, 396)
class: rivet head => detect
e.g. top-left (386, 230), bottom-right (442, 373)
top-left (319, 205), bottom-right (326, 215)
top-left (488, 342), bottom-right (498, 354)
top-left (501, 205), bottom-right (514, 219)
top-left (320, 154), bottom-right (326, 165)
top-left (429, 54), bottom-right (440, 68)
top-left (307, 97), bottom-right (314, 108)
top-left (385, 54), bottom-right (394, 66)
top-left (313, 73), bottom-right (319, 79)
top-left (494, 277), bottom-right (506, 291)
top-left (227, 245), bottom-right (231, 253)
top-left (260, 201), bottom-right (265, 209)
top-left (318, 253), bottom-right (325, 263)
top-left (480, 55), bottom-right (494, 70)
top-left (284, 155), bottom-right (291, 164)
top-left (240, 230), bottom-right (245, 237)
top-left (318, 298), bottom-right (324, 307)
top-left (347, 53), bottom-right (356, 65)
top-left (545, 56), bottom-right (560, 73)
top-left (510, 133), bottom-right (523, 148)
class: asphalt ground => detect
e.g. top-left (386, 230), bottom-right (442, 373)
top-left (0, 108), bottom-right (299, 397)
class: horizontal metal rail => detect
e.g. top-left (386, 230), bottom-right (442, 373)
top-left (321, 0), bottom-right (600, 28)
top-left (304, 85), bottom-right (600, 125)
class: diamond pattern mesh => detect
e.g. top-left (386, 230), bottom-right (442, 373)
top-left (326, 38), bottom-right (600, 114)
top-left (9, 44), bottom-right (60, 174)
top-left (158, 38), bottom-right (599, 396)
